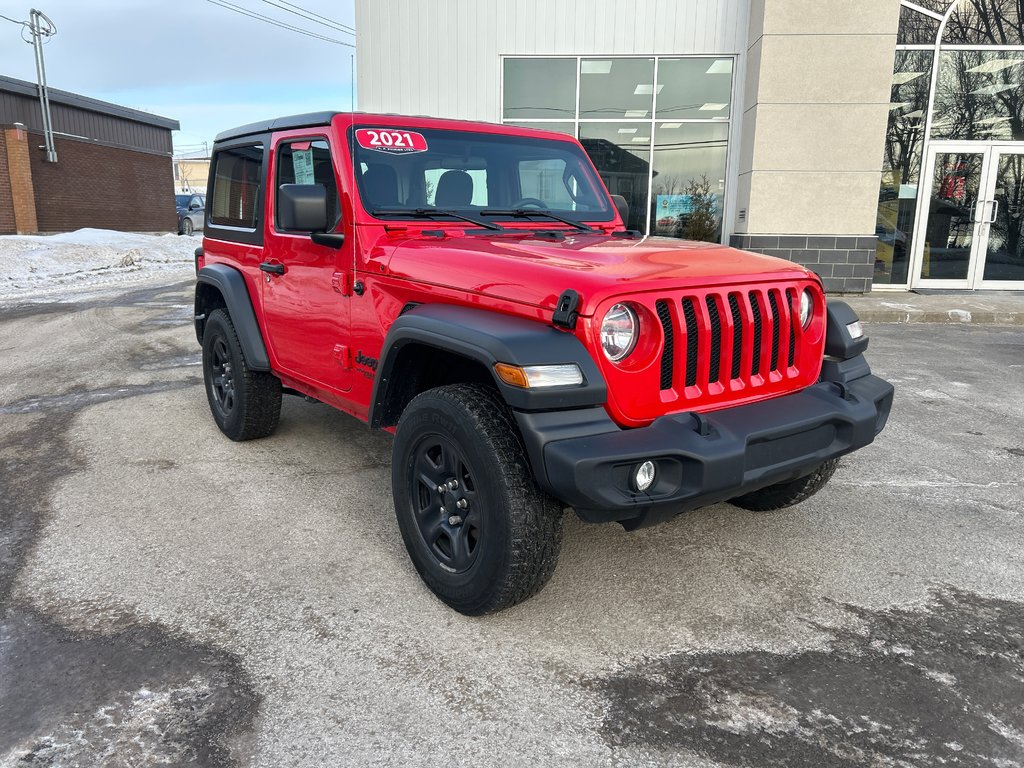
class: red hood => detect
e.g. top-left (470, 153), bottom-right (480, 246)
top-left (383, 232), bottom-right (816, 316)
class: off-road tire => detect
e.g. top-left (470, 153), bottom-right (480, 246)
top-left (729, 458), bottom-right (839, 512)
top-left (392, 383), bottom-right (563, 615)
top-left (202, 308), bottom-right (281, 441)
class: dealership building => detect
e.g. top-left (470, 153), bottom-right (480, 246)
top-left (356, 0), bottom-right (1024, 293)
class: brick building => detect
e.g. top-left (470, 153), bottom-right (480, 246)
top-left (0, 74), bottom-right (180, 234)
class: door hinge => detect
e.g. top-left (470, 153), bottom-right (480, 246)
top-left (332, 271), bottom-right (352, 296)
top-left (333, 344), bottom-right (352, 368)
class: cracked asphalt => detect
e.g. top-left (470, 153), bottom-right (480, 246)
top-left (0, 280), bottom-right (1022, 767)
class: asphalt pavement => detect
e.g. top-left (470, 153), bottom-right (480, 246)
top-left (1, 280), bottom-right (1022, 767)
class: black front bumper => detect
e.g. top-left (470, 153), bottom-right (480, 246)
top-left (514, 369), bottom-right (893, 528)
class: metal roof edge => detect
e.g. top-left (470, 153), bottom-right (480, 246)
top-left (0, 74), bottom-right (180, 130)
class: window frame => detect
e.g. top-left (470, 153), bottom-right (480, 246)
top-left (272, 135), bottom-right (342, 234)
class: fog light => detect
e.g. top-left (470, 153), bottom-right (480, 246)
top-left (634, 460), bottom-right (656, 492)
top-left (846, 320), bottom-right (864, 340)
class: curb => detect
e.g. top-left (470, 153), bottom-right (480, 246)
top-left (848, 308), bottom-right (1024, 325)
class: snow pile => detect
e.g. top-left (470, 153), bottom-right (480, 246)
top-left (0, 229), bottom-right (197, 303)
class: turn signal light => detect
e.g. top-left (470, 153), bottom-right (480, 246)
top-left (494, 363), bottom-right (584, 389)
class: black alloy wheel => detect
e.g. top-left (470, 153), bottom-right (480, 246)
top-left (410, 433), bottom-right (481, 573)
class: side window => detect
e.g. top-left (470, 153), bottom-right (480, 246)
top-left (210, 145), bottom-right (262, 229)
top-left (276, 139), bottom-right (340, 229)
top-left (424, 166), bottom-right (488, 207)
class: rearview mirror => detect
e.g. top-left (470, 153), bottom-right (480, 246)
top-left (610, 194), bottom-right (629, 224)
top-left (278, 184), bottom-right (328, 231)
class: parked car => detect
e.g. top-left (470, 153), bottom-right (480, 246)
top-left (176, 193), bottom-right (205, 236)
top-left (194, 113), bottom-right (894, 615)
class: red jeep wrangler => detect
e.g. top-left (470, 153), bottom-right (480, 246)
top-left (195, 112), bottom-right (893, 614)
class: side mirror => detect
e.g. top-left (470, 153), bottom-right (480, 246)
top-left (189, 203), bottom-right (202, 211)
top-left (610, 194), bottom-right (629, 224)
top-left (278, 184), bottom-right (328, 231)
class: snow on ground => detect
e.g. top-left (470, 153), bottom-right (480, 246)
top-left (0, 229), bottom-right (197, 303)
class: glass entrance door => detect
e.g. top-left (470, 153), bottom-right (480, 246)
top-left (913, 145), bottom-right (1024, 289)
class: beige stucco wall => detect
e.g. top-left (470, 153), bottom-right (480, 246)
top-left (735, 0), bottom-right (900, 236)
top-left (174, 158), bottom-right (210, 194)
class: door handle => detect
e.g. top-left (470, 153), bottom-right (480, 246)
top-left (259, 262), bottom-right (285, 275)
top-left (990, 200), bottom-right (1000, 224)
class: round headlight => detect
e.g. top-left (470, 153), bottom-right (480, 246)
top-left (600, 303), bottom-right (638, 362)
top-left (799, 289), bottom-right (813, 329)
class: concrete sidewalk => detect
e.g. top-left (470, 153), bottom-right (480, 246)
top-left (842, 290), bottom-right (1023, 325)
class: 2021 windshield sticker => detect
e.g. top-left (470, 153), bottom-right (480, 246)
top-left (355, 129), bottom-right (428, 154)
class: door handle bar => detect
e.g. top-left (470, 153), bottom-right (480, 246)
top-left (259, 262), bottom-right (285, 275)
top-left (989, 199), bottom-right (1000, 224)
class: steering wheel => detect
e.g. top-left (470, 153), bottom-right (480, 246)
top-left (510, 198), bottom-right (549, 210)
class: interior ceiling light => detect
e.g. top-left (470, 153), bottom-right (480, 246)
top-left (659, 122), bottom-right (682, 128)
top-left (969, 83), bottom-right (1015, 95)
top-left (633, 84), bottom-right (665, 95)
top-left (699, 103), bottom-right (728, 111)
top-left (624, 109), bottom-right (649, 118)
top-left (892, 71), bottom-right (925, 85)
top-left (976, 115), bottom-right (1011, 123)
top-left (706, 59), bottom-right (733, 75)
top-left (582, 60), bottom-right (612, 74)
top-left (966, 58), bottom-right (1024, 74)
top-left (901, 109), bottom-right (925, 120)
top-left (618, 127), bottom-right (638, 133)
top-left (630, 136), bottom-right (651, 142)
top-left (889, 102), bottom-right (911, 111)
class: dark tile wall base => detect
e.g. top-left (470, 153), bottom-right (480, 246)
top-left (729, 234), bottom-right (877, 294)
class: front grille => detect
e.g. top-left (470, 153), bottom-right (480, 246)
top-left (656, 300), bottom-right (673, 390)
top-left (655, 286), bottom-right (803, 397)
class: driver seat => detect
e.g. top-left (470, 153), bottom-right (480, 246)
top-left (434, 170), bottom-right (474, 207)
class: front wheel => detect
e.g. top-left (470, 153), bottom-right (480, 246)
top-left (729, 459), bottom-right (839, 512)
top-left (391, 384), bottom-right (563, 615)
top-left (180, 218), bottom-right (193, 236)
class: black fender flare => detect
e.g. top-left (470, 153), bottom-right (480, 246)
top-left (195, 264), bottom-right (271, 371)
top-left (369, 304), bottom-right (607, 428)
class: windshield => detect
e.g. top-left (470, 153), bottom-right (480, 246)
top-left (350, 126), bottom-right (614, 224)
top-left (175, 195), bottom-right (191, 207)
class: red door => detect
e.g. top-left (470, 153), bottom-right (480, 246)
top-left (260, 135), bottom-right (354, 395)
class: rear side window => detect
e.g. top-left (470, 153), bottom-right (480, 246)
top-left (210, 145), bottom-right (263, 229)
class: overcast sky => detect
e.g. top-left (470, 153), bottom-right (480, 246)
top-left (0, 0), bottom-right (357, 155)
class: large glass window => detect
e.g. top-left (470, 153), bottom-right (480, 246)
top-left (944, 0), bottom-right (1024, 44)
top-left (651, 123), bottom-right (729, 241)
top-left (503, 58), bottom-right (576, 120)
top-left (932, 50), bottom-right (1024, 140)
top-left (502, 56), bottom-right (734, 240)
top-left (578, 58), bottom-right (654, 119)
top-left (877, 50), bottom-right (934, 285)
top-left (578, 122), bottom-right (651, 232)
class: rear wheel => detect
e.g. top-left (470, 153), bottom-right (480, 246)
top-left (392, 384), bottom-right (563, 615)
top-left (202, 308), bottom-right (281, 441)
top-left (729, 459), bottom-right (839, 512)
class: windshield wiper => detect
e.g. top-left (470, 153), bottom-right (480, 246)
top-left (371, 207), bottom-right (506, 232)
top-left (480, 209), bottom-right (596, 232)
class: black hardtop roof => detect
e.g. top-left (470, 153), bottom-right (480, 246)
top-left (214, 111), bottom-right (341, 142)
top-left (213, 111), bottom-right (556, 144)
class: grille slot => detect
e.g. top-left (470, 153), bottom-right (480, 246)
top-left (728, 293), bottom-right (743, 380)
top-left (768, 290), bottom-right (781, 372)
top-left (656, 300), bottom-right (674, 390)
top-left (749, 291), bottom-right (763, 376)
top-left (787, 288), bottom-right (797, 368)
top-left (682, 298), bottom-right (699, 388)
top-left (706, 296), bottom-right (722, 384)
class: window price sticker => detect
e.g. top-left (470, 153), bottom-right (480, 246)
top-left (355, 128), bottom-right (428, 154)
